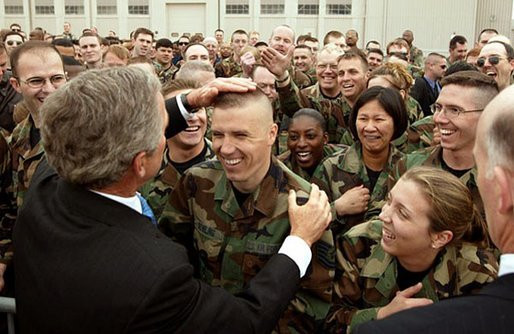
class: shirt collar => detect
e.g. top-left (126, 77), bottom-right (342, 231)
top-left (499, 254), bottom-right (514, 277)
top-left (90, 190), bottom-right (142, 214)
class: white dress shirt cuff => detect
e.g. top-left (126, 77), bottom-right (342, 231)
top-left (175, 93), bottom-right (196, 121)
top-left (499, 253), bottom-right (514, 277)
top-left (278, 235), bottom-right (312, 278)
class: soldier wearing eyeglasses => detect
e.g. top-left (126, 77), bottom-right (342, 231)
top-left (390, 71), bottom-right (499, 222)
top-left (477, 40), bottom-right (514, 91)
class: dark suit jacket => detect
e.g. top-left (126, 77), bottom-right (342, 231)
top-left (354, 273), bottom-right (514, 334)
top-left (410, 77), bottom-right (438, 116)
top-left (14, 96), bottom-right (302, 333)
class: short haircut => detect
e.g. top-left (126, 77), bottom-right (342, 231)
top-left (254, 41), bottom-right (268, 48)
top-left (367, 48), bottom-right (383, 57)
top-left (177, 35), bottom-right (190, 43)
top-left (215, 28), bottom-right (224, 34)
top-left (444, 61), bottom-right (478, 76)
top-left (51, 38), bottom-right (74, 48)
top-left (105, 36), bottom-right (121, 45)
top-left (79, 32), bottom-right (101, 44)
top-left (10, 40), bottom-right (63, 78)
top-left (103, 44), bottom-right (129, 61)
top-left (161, 78), bottom-right (200, 97)
top-left (190, 33), bottom-right (204, 44)
top-left (478, 28), bottom-right (498, 41)
top-left (323, 30), bottom-right (343, 45)
top-left (365, 40), bottom-right (380, 49)
top-left (337, 50), bottom-right (369, 72)
top-left (214, 90), bottom-right (271, 117)
top-left (100, 37), bottom-right (109, 47)
top-left (184, 42), bottom-right (208, 55)
top-left (155, 38), bottom-right (173, 49)
top-left (271, 25), bottom-right (295, 41)
top-left (29, 29), bottom-right (45, 41)
top-left (386, 38), bottom-right (409, 54)
top-left (441, 70), bottom-right (499, 108)
top-left (449, 35), bottom-right (467, 49)
top-left (486, 40), bottom-right (514, 59)
top-left (290, 108), bottom-right (326, 132)
top-left (10, 23), bottom-right (21, 30)
top-left (3, 31), bottom-right (25, 42)
top-left (295, 44), bottom-right (313, 53)
top-left (231, 29), bottom-right (248, 41)
top-left (41, 67), bottom-right (162, 188)
top-left (250, 64), bottom-right (271, 80)
top-left (296, 34), bottom-right (310, 44)
top-left (319, 43), bottom-right (344, 57)
top-left (304, 36), bottom-right (318, 43)
top-left (486, 92), bottom-right (514, 173)
top-left (175, 61), bottom-right (214, 81)
top-left (346, 29), bottom-right (359, 37)
top-left (349, 86), bottom-right (408, 141)
top-left (133, 27), bottom-right (154, 40)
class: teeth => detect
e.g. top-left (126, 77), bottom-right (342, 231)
top-left (224, 158), bottom-right (241, 166)
top-left (383, 230), bottom-right (396, 240)
top-left (486, 71), bottom-right (496, 77)
top-left (440, 129), bottom-right (455, 136)
top-left (185, 126), bottom-right (200, 132)
top-left (297, 152), bottom-right (310, 157)
top-left (342, 84), bottom-right (353, 88)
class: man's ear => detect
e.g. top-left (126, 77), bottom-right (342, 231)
top-left (10, 77), bottom-right (21, 94)
top-left (494, 166), bottom-right (513, 215)
top-left (132, 151), bottom-right (147, 179)
top-left (268, 123), bottom-right (278, 145)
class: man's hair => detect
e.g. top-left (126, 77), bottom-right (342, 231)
top-left (365, 40), bottom-right (380, 49)
top-left (103, 44), bottom-right (130, 61)
top-left (214, 89), bottom-right (270, 116)
top-left (190, 33), bottom-right (204, 44)
top-left (466, 47), bottom-right (481, 59)
top-left (296, 34), bottom-right (310, 44)
top-left (444, 61), bottom-right (478, 76)
top-left (486, 40), bottom-right (514, 59)
top-left (215, 28), bottom-right (224, 34)
top-left (10, 23), bottom-right (21, 30)
top-left (290, 108), bottom-right (326, 132)
top-left (337, 50), bottom-right (369, 72)
top-left (10, 40), bottom-right (63, 78)
top-left (350, 86), bottom-right (408, 141)
top-left (346, 29), bottom-right (359, 37)
top-left (40, 67), bottom-right (162, 188)
top-left (367, 48), bottom-right (383, 57)
top-left (319, 43), bottom-right (344, 57)
top-left (441, 71), bottom-right (499, 109)
top-left (323, 30), bottom-right (343, 45)
top-left (449, 35), bottom-right (467, 49)
top-left (79, 32), bottom-right (101, 44)
top-left (29, 29), bottom-right (45, 40)
top-left (175, 61), bottom-right (214, 81)
top-left (183, 43), bottom-right (208, 57)
top-left (177, 35), bottom-right (190, 43)
top-left (486, 88), bottom-right (514, 174)
top-left (155, 38), bottom-right (173, 49)
top-left (478, 28), bottom-right (498, 41)
top-left (3, 31), bottom-right (25, 42)
top-left (127, 55), bottom-right (153, 65)
top-left (304, 36), bottom-right (318, 43)
top-left (105, 36), bottom-right (121, 45)
top-left (133, 27), bottom-right (154, 40)
top-left (271, 25), bottom-right (295, 41)
top-left (254, 41), bottom-right (268, 48)
top-left (250, 64), bottom-right (272, 80)
top-left (294, 44), bottom-right (313, 53)
top-left (162, 78), bottom-right (200, 97)
top-left (386, 38), bottom-right (409, 54)
top-left (52, 38), bottom-right (74, 48)
top-left (231, 29), bottom-right (248, 42)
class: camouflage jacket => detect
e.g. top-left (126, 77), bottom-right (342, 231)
top-left (305, 67), bottom-right (318, 85)
top-left (312, 143), bottom-right (403, 238)
top-left (9, 115), bottom-right (45, 208)
top-left (154, 62), bottom-right (179, 84)
top-left (406, 115), bottom-right (435, 153)
top-left (409, 45), bottom-right (424, 68)
top-left (159, 156), bottom-right (335, 333)
top-left (325, 219), bottom-right (498, 333)
top-left (0, 131), bottom-right (15, 262)
top-left (277, 82), bottom-right (352, 143)
top-left (406, 95), bottom-right (424, 125)
top-left (215, 56), bottom-right (242, 78)
top-left (277, 144), bottom-right (348, 182)
top-left (407, 64), bottom-right (423, 79)
top-left (390, 145), bottom-right (483, 220)
top-left (139, 139), bottom-right (216, 219)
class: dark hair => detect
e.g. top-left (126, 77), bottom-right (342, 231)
top-left (337, 50), bottom-right (369, 72)
top-left (367, 48), bottom-right (383, 56)
top-left (254, 41), bottom-right (268, 48)
top-left (290, 108), bottom-right (326, 131)
top-left (231, 29), bottom-right (248, 41)
top-left (449, 35), bottom-right (467, 49)
top-left (52, 38), bottom-right (74, 47)
top-left (365, 40), bottom-right (380, 49)
top-left (10, 40), bottom-right (63, 78)
top-left (295, 44), bottom-right (313, 53)
top-left (29, 29), bottom-right (45, 40)
top-left (349, 86), bottom-right (408, 141)
top-left (104, 36), bottom-right (121, 45)
top-left (304, 36), bottom-right (318, 43)
top-left (296, 34), bottom-right (310, 44)
top-left (79, 32), bottom-right (101, 44)
top-left (441, 70), bottom-right (498, 91)
top-left (323, 30), bottom-right (343, 45)
top-left (478, 28), bottom-right (498, 41)
top-left (444, 61), bottom-right (478, 76)
top-left (3, 31), bottom-right (25, 42)
top-left (215, 28), bottom-right (224, 34)
top-left (133, 27), bottom-right (154, 40)
top-left (156, 38), bottom-right (173, 49)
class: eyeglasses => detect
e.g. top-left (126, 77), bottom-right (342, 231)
top-left (17, 74), bottom-right (67, 88)
top-left (11, 29), bottom-right (21, 33)
top-left (316, 63), bottom-right (338, 71)
top-left (440, 64), bottom-right (447, 70)
top-left (178, 42), bottom-right (189, 46)
top-left (431, 104), bottom-right (483, 118)
top-left (6, 40), bottom-right (23, 46)
top-left (476, 55), bottom-right (507, 67)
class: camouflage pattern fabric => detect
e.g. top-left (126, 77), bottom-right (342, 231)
top-left (0, 131), bottom-right (15, 262)
top-left (409, 45), bottom-right (424, 68)
top-left (139, 140), bottom-right (216, 219)
top-left (9, 116), bottom-right (45, 208)
top-left (154, 62), bottom-right (179, 84)
top-left (215, 56), bottom-right (242, 78)
top-left (292, 68), bottom-right (313, 90)
top-left (325, 219), bottom-right (498, 333)
top-left (390, 145), bottom-right (484, 220)
top-left (159, 156), bottom-right (335, 333)
top-left (407, 64), bottom-right (423, 79)
top-left (277, 144), bottom-right (348, 182)
top-left (277, 81), bottom-right (352, 143)
top-left (312, 143), bottom-right (403, 238)
top-left (305, 67), bottom-right (318, 85)
top-left (405, 95), bottom-right (424, 125)
top-left (406, 115), bottom-right (436, 153)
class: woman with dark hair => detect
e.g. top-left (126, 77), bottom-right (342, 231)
top-left (325, 166), bottom-right (497, 333)
top-left (313, 86), bottom-right (408, 236)
top-left (278, 108), bottom-right (347, 181)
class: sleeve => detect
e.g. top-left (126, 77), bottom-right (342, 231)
top-left (164, 96), bottom-right (190, 139)
top-left (277, 79), bottom-right (311, 117)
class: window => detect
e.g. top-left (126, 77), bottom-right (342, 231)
top-left (261, 0), bottom-right (284, 14)
top-left (4, 0), bottom-right (23, 14)
top-left (128, 0), bottom-right (148, 15)
top-left (226, 0), bottom-right (249, 14)
top-left (326, 0), bottom-right (351, 15)
top-left (65, 0), bottom-right (84, 15)
top-left (97, 0), bottom-right (116, 15)
top-left (298, 0), bottom-right (319, 15)
top-left (35, 6), bottom-right (55, 14)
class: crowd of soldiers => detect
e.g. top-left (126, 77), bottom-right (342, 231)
top-left (0, 20), bottom-right (513, 333)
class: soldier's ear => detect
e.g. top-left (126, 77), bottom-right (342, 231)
top-left (493, 166), bottom-right (513, 215)
top-left (10, 77), bottom-right (21, 93)
top-left (431, 230), bottom-right (453, 249)
top-left (268, 123), bottom-right (278, 144)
